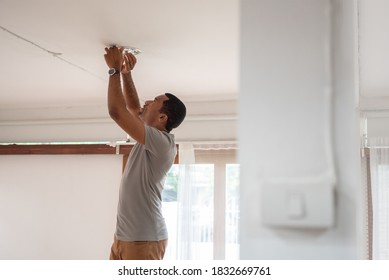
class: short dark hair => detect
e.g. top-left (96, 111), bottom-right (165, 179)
top-left (160, 93), bottom-right (186, 132)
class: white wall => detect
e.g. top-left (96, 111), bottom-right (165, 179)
top-left (358, 0), bottom-right (389, 140)
top-left (331, 0), bottom-right (366, 259)
top-left (0, 98), bottom-right (237, 143)
top-left (239, 0), bottom-right (362, 259)
top-left (0, 155), bottom-right (121, 259)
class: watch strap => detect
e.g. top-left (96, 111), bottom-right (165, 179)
top-left (108, 68), bottom-right (120, 76)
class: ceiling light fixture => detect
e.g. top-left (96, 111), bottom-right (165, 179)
top-left (107, 44), bottom-right (142, 55)
top-left (122, 46), bottom-right (142, 55)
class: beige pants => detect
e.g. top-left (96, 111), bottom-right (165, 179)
top-left (109, 237), bottom-right (168, 260)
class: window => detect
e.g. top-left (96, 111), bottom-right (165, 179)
top-left (363, 138), bottom-right (389, 260)
top-left (372, 163), bottom-right (389, 259)
top-left (367, 142), bottom-right (389, 259)
top-left (225, 164), bottom-right (240, 259)
top-left (162, 145), bottom-right (239, 260)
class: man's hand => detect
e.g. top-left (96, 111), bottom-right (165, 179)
top-left (121, 51), bottom-right (137, 74)
top-left (104, 46), bottom-right (123, 70)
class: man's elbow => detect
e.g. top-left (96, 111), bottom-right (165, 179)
top-left (108, 107), bottom-right (120, 121)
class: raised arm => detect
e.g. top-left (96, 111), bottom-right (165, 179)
top-left (104, 46), bottom-right (145, 144)
top-left (121, 51), bottom-right (141, 114)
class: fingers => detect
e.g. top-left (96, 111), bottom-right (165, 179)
top-left (104, 46), bottom-right (138, 70)
top-left (104, 46), bottom-right (122, 69)
top-left (124, 52), bottom-right (137, 69)
top-left (105, 45), bottom-right (121, 54)
top-left (121, 55), bottom-right (130, 73)
top-left (123, 54), bottom-right (130, 67)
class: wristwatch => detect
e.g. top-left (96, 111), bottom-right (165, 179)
top-left (108, 68), bottom-right (120, 76)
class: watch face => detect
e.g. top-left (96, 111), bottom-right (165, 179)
top-left (109, 68), bottom-right (118, 75)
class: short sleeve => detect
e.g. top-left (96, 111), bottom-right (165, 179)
top-left (144, 125), bottom-right (175, 158)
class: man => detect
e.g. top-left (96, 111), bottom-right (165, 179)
top-left (104, 46), bottom-right (186, 260)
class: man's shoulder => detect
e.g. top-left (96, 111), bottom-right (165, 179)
top-left (146, 125), bottom-right (175, 140)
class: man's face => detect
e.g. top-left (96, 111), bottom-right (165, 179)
top-left (139, 94), bottom-right (169, 126)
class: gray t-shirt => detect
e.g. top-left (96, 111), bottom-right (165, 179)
top-left (115, 125), bottom-right (176, 241)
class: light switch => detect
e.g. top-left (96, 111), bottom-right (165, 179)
top-left (287, 193), bottom-right (305, 219)
top-left (261, 180), bottom-right (335, 228)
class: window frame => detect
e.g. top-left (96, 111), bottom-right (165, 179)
top-left (194, 148), bottom-right (238, 260)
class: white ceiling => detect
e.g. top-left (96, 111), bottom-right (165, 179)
top-left (2, 0), bottom-right (388, 111)
top-left (0, 0), bottom-right (239, 108)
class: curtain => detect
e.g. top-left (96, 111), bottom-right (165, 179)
top-left (176, 164), bottom-right (214, 260)
top-left (369, 138), bottom-right (389, 259)
top-left (176, 143), bottom-right (214, 259)
top-left (163, 143), bottom-right (238, 260)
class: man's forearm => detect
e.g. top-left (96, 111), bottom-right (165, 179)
top-left (122, 72), bottom-right (141, 113)
top-left (107, 74), bottom-right (126, 118)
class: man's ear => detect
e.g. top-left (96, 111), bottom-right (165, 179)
top-left (159, 113), bottom-right (168, 123)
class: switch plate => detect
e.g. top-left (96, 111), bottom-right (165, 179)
top-left (261, 180), bottom-right (335, 228)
